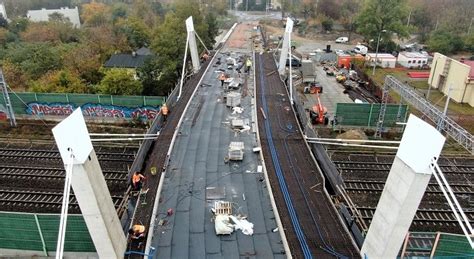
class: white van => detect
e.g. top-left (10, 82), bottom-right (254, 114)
top-left (335, 37), bottom-right (349, 43)
top-left (354, 45), bottom-right (368, 55)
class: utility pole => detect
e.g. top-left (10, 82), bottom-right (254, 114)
top-left (372, 30), bottom-right (386, 76)
top-left (437, 84), bottom-right (452, 131)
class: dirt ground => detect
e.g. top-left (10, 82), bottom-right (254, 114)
top-left (226, 22), bottom-right (258, 49)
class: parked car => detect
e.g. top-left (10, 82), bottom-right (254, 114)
top-left (353, 45), bottom-right (368, 55)
top-left (335, 37), bottom-right (349, 43)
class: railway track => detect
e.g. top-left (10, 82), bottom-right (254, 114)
top-left (334, 160), bottom-right (474, 174)
top-left (0, 188), bottom-right (123, 212)
top-left (0, 148), bottom-right (136, 162)
top-left (356, 207), bottom-right (474, 225)
top-left (344, 180), bottom-right (473, 195)
top-left (0, 165), bottom-right (127, 181)
top-left (256, 52), bottom-right (359, 258)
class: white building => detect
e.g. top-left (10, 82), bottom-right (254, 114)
top-left (0, 2), bottom-right (8, 21)
top-left (366, 53), bottom-right (397, 68)
top-left (397, 52), bottom-right (429, 69)
top-left (428, 53), bottom-right (474, 107)
top-left (27, 7), bottom-right (80, 28)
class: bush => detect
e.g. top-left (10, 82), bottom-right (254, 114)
top-left (464, 33), bottom-right (474, 52)
top-left (321, 18), bottom-right (333, 32)
top-left (428, 30), bottom-right (465, 54)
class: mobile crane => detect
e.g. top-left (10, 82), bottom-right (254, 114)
top-left (310, 90), bottom-right (328, 125)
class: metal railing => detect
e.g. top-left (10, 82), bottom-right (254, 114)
top-left (381, 76), bottom-right (473, 154)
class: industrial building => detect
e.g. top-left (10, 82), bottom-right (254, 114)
top-left (428, 53), bottom-right (474, 107)
top-left (366, 53), bottom-right (397, 68)
top-left (397, 51), bottom-right (429, 69)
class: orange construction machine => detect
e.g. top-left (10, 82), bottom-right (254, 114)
top-left (310, 90), bottom-right (328, 125)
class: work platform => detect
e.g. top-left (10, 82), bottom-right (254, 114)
top-left (149, 23), bottom-right (286, 258)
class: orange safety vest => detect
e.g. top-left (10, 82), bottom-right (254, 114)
top-left (132, 173), bottom-right (143, 184)
top-left (161, 105), bottom-right (168, 115)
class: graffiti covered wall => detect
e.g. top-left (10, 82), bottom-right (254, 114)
top-left (26, 102), bottom-right (160, 121)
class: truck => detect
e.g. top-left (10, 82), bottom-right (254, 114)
top-left (301, 60), bottom-right (316, 83)
top-left (301, 60), bottom-right (323, 93)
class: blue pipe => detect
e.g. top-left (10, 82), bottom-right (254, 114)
top-left (258, 54), bottom-right (313, 259)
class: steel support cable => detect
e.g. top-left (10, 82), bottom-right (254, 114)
top-left (430, 158), bottom-right (474, 248)
top-left (258, 54), bottom-right (312, 259)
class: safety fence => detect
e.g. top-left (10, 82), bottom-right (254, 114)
top-left (335, 103), bottom-right (408, 128)
top-left (400, 232), bottom-right (474, 258)
top-left (0, 211), bottom-right (94, 255)
top-left (0, 92), bottom-right (165, 121)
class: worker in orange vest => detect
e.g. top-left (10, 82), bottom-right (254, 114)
top-left (132, 171), bottom-right (146, 191)
top-left (161, 103), bottom-right (169, 122)
top-left (201, 52), bottom-right (209, 62)
top-left (128, 224), bottom-right (146, 248)
top-left (219, 72), bottom-right (226, 87)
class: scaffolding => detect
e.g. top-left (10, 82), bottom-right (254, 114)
top-left (376, 75), bottom-right (473, 154)
top-left (0, 68), bottom-right (16, 126)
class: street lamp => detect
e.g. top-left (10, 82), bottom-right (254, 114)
top-left (372, 29), bottom-right (387, 76)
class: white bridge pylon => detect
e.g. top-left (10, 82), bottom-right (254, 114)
top-left (178, 16), bottom-right (210, 100)
top-left (278, 17), bottom-right (294, 75)
top-left (278, 17), bottom-right (294, 104)
top-left (52, 108), bottom-right (126, 258)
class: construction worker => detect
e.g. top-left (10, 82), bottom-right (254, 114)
top-left (219, 72), bottom-right (226, 87)
top-left (201, 52), bottom-right (209, 62)
top-left (128, 224), bottom-right (146, 248)
top-left (161, 103), bottom-right (169, 122)
top-left (132, 171), bottom-right (145, 192)
top-left (245, 58), bottom-right (252, 74)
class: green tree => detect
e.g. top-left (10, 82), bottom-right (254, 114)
top-left (356, 0), bottom-right (409, 43)
top-left (81, 2), bottom-right (110, 27)
top-left (205, 13), bottom-right (218, 48)
top-left (8, 18), bottom-right (29, 35)
top-left (151, 0), bottom-right (211, 94)
top-left (31, 69), bottom-right (89, 93)
top-left (111, 4), bottom-right (128, 24)
top-left (428, 30), bottom-right (464, 54)
top-left (321, 17), bottom-right (334, 31)
top-left (151, 13), bottom-right (182, 93)
top-left (63, 43), bottom-right (104, 85)
top-left (138, 58), bottom-right (161, 96)
top-left (117, 17), bottom-right (151, 49)
top-left (5, 42), bottom-right (62, 80)
top-left (98, 69), bottom-right (143, 95)
top-left (411, 7), bottom-right (432, 43)
top-left (48, 12), bottom-right (70, 23)
top-left (465, 33), bottom-right (474, 52)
